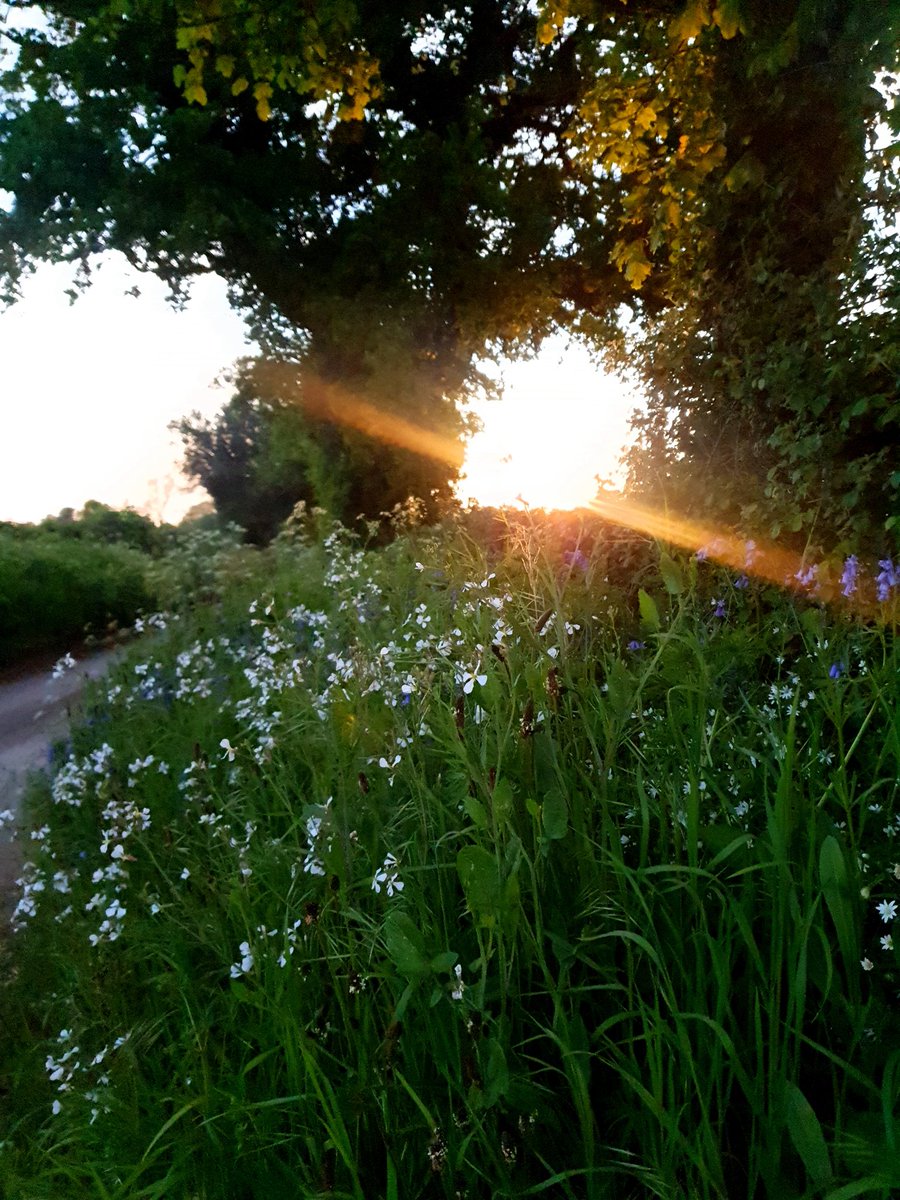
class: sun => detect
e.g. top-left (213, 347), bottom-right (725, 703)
top-left (457, 336), bottom-right (639, 510)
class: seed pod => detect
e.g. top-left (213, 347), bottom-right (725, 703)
top-left (357, 771), bottom-right (370, 795)
top-left (520, 697), bottom-right (535, 739)
top-left (534, 607), bottom-right (553, 634)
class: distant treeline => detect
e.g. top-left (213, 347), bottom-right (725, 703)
top-left (0, 502), bottom-right (199, 666)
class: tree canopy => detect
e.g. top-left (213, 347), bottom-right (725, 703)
top-left (1, 1), bottom-right (897, 539)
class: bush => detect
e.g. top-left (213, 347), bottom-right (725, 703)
top-left (0, 531), bottom-right (154, 664)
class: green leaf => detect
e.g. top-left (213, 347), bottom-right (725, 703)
top-left (659, 552), bottom-right (684, 595)
top-left (384, 911), bottom-right (429, 978)
top-left (542, 787), bottom-right (569, 840)
top-left (638, 588), bottom-right (660, 630)
top-left (785, 1081), bottom-right (833, 1189)
top-left (429, 950), bottom-right (458, 973)
top-left (464, 794), bottom-right (488, 829)
top-left (483, 1038), bottom-right (509, 1106)
top-left (819, 836), bottom-right (858, 972)
top-left (457, 846), bottom-right (501, 929)
top-left (492, 777), bottom-right (514, 825)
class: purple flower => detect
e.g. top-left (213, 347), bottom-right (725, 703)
top-left (564, 548), bottom-right (589, 573)
top-left (744, 540), bottom-right (759, 570)
top-left (712, 599), bottom-right (726, 619)
top-left (733, 574), bottom-right (750, 589)
top-left (627, 640), bottom-right (645, 651)
top-left (795, 564), bottom-right (818, 589)
top-left (829, 662), bottom-right (844, 680)
top-left (876, 559), bottom-right (898, 602)
top-left (840, 555), bottom-right (859, 598)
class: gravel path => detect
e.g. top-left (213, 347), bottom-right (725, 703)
top-left (0, 649), bottom-right (121, 924)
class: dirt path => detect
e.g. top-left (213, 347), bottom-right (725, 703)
top-left (0, 648), bottom-right (122, 923)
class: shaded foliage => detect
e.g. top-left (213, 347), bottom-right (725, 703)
top-left (0, 2), bottom-right (897, 536)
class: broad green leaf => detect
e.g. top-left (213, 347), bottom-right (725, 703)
top-left (384, 911), bottom-right (429, 978)
top-left (638, 588), bottom-right (660, 630)
top-left (785, 1081), bottom-right (833, 1189)
top-left (606, 658), bottom-right (634, 723)
top-left (463, 793), bottom-right (488, 829)
top-left (483, 1038), bottom-right (509, 1106)
top-left (457, 846), bottom-right (501, 929)
top-left (429, 950), bottom-right (458, 973)
top-left (659, 552), bottom-right (684, 595)
top-left (492, 777), bottom-right (514, 825)
top-left (542, 787), bottom-right (569, 840)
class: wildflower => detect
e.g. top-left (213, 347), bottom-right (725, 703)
top-left (456, 661), bottom-right (487, 695)
top-left (828, 663), bottom-right (844, 680)
top-left (626, 640), bottom-right (645, 651)
top-left (372, 853), bottom-right (404, 897)
top-left (880, 933), bottom-right (894, 952)
top-left (840, 555), bottom-right (859, 598)
top-left (733, 573), bottom-right (750, 589)
top-left (861, 957), bottom-right (874, 971)
top-left (795, 564), bottom-right (818, 589)
top-left (229, 941), bottom-right (254, 978)
top-left (220, 738), bottom-right (236, 762)
top-left (712, 598), bottom-right (726, 619)
top-left (563, 548), bottom-right (589, 573)
top-left (451, 963), bottom-right (465, 1001)
top-left (876, 559), bottom-right (898, 602)
top-left (876, 899), bottom-right (898, 923)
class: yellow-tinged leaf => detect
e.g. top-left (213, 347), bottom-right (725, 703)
top-left (215, 54), bottom-right (235, 79)
top-left (670, 0), bottom-right (710, 44)
top-left (634, 104), bottom-right (656, 132)
top-left (253, 82), bottom-right (273, 121)
top-left (184, 83), bottom-right (208, 106)
top-left (231, 76), bottom-right (249, 96)
top-left (614, 239), bottom-right (652, 289)
top-left (712, 0), bottom-right (742, 38)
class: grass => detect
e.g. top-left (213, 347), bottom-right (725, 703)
top-left (1, 509), bottom-right (899, 1198)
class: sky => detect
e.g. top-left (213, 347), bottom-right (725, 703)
top-left (0, 254), bottom-right (638, 525)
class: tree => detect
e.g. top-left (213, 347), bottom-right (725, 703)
top-left (173, 361), bottom-right (317, 542)
top-left (1, 2), bottom-right (897, 538)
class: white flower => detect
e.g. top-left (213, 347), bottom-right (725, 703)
top-left (456, 663), bottom-right (487, 695)
top-left (861, 957), bottom-right (875, 971)
top-left (372, 854), bottom-right (404, 898)
top-left (220, 738), bottom-right (236, 762)
top-left (876, 899), bottom-right (898, 923)
top-left (880, 933), bottom-right (894, 952)
top-left (451, 963), bottom-right (464, 1001)
top-left (230, 941), bottom-right (254, 978)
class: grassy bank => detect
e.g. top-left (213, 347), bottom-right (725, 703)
top-left (1, 512), bottom-right (898, 1198)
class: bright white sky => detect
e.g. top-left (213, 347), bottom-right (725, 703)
top-left (0, 254), bottom-right (637, 525)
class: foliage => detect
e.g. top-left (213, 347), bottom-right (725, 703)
top-left (0, 3), bottom-right (898, 534)
top-left (0, 527), bottom-right (154, 664)
top-left (172, 361), bottom-right (318, 542)
top-left (3, 512), bottom-right (900, 1197)
top-left (37, 500), bottom-right (168, 554)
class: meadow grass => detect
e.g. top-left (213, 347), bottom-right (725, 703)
top-left (1, 511), bottom-right (899, 1198)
